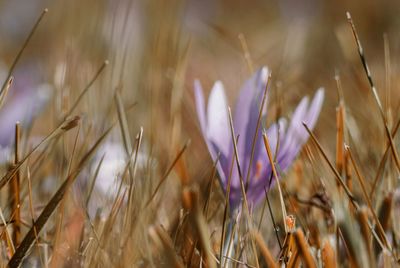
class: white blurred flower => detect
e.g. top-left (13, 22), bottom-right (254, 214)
top-left (93, 142), bottom-right (126, 196)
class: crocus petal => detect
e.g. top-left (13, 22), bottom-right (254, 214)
top-left (206, 81), bottom-right (230, 158)
top-left (194, 70), bottom-right (324, 210)
top-left (246, 164), bottom-right (273, 206)
top-left (278, 96), bottom-right (309, 160)
top-left (248, 119), bottom-right (287, 202)
top-left (294, 88), bottom-right (325, 146)
top-left (233, 67), bottom-right (268, 140)
top-left (277, 89), bottom-right (324, 171)
top-left (246, 118), bottom-right (286, 188)
top-left (194, 80), bottom-right (231, 187)
top-left (264, 118), bottom-right (287, 159)
top-left (194, 80), bottom-right (207, 136)
top-left (233, 67), bottom-right (268, 184)
top-left (289, 88), bottom-right (324, 149)
top-left (303, 88), bottom-right (324, 130)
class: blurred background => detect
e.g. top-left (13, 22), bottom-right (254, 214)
top-left (0, 0), bottom-right (399, 266)
top-left (0, 0), bottom-right (398, 160)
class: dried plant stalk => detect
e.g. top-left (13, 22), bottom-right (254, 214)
top-left (321, 239), bottom-right (336, 268)
top-left (0, 77), bottom-right (13, 109)
top-left (0, 116), bottom-right (81, 190)
top-left (263, 132), bottom-right (288, 232)
top-left (10, 123), bottom-right (21, 247)
top-left (336, 103), bottom-right (345, 176)
top-left (356, 206), bottom-right (374, 264)
top-left (251, 230), bottom-right (278, 268)
top-left (8, 126), bottom-right (111, 267)
top-left (293, 228), bottom-right (316, 268)
top-left (149, 225), bottom-right (185, 268)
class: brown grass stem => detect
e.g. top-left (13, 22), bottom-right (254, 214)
top-left (10, 123), bottom-right (21, 247)
top-left (8, 126), bottom-right (111, 267)
top-left (302, 122), bottom-right (355, 203)
top-left (346, 12), bottom-right (400, 173)
top-left (251, 230), bottom-right (278, 268)
top-left (262, 132), bottom-right (288, 232)
top-left (227, 107), bottom-right (259, 268)
top-left (0, 9), bottom-right (48, 96)
top-left (344, 145), bottom-right (391, 252)
top-left (145, 140), bottom-right (190, 208)
top-left (0, 116), bottom-right (80, 190)
top-left (294, 228), bottom-right (316, 268)
top-left (65, 60), bottom-right (108, 118)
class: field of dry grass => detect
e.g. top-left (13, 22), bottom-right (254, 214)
top-left (0, 0), bottom-right (399, 267)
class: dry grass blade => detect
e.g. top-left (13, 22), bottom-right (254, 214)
top-left (336, 101), bottom-right (345, 176)
top-left (356, 207), bottom-right (374, 264)
top-left (0, 207), bottom-right (15, 256)
top-left (374, 193), bottom-right (393, 256)
top-left (115, 92), bottom-right (133, 161)
top-left (222, 220), bottom-right (237, 268)
top-left (251, 230), bottom-right (278, 268)
top-left (145, 140), bottom-right (190, 207)
top-left (287, 249), bottom-right (300, 268)
top-left (245, 72), bottom-right (271, 191)
top-left (8, 126), bottom-right (112, 268)
top-left (294, 228), bottom-right (316, 268)
top-left (344, 145), bottom-right (391, 251)
top-left (334, 195), bottom-right (371, 267)
top-left (203, 153), bottom-right (220, 218)
top-left (377, 193), bottom-right (393, 233)
top-left (370, 117), bottom-right (400, 198)
top-left (87, 183), bottom-right (127, 267)
top-left (85, 154), bottom-right (105, 207)
top-left (280, 231), bottom-right (295, 266)
top-left (123, 127), bottom-right (144, 229)
top-left (50, 124), bottom-right (81, 268)
top-left (149, 225), bottom-right (185, 268)
top-left (114, 91), bottom-right (138, 226)
top-left (0, 76), bottom-right (13, 109)
top-left (89, 188), bottom-right (127, 267)
top-left (26, 166), bottom-right (42, 265)
top-left (227, 107), bottom-right (260, 267)
top-left (265, 188), bottom-right (283, 249)
top-left (0, 9), bottom-right (47, 95)
top-left (227, 107), bottom-right (250, 214)
top-left (194, 206), bottom-right (217, 268)
top-left (337, 223), bottom-right (368, 268)
top-left (262, 132), bottom-right (288, 232)
top-left (131, 127), bottom-right (144, 181)
top-left (64, 60), bottom-right (108, 118)
top-left (302, 122), bottom-right (355, 202)
top-left (219, 149), bottom-right (235, 264)
top-left (10, 123), bottom-right (21, 247)
top-left (346, 12), bottom-right (382, 112)
top-left (114, 128), bottom-right (144, 249)
top-left (383, 33), bottom-right (391, 121)
top-left (344, 149), bottom-right (353, 194)
top-left (321, 239), bottom-right (337, 268)
top-left (346, 12), bottom-right (400, 173)
top-left (0, 116), bottom-right (80, 190)
top-left (238, 33), bottom-right (254, 74)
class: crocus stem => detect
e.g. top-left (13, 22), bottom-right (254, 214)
top-left (223, 215), bottom-right (242, 268)
top-left (222, 220), bottom-right (234, 267)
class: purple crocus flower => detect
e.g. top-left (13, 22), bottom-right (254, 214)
top-left (194, 67), bottom-right (324, 209)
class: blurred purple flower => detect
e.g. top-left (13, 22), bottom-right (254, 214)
top-left (194, 67), bottom-right (324, 209)
top-left (0, 63), bottom-right (51, 162)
